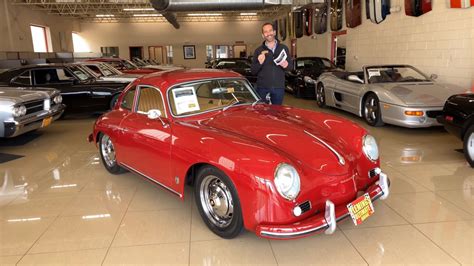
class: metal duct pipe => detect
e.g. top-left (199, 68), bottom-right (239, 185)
top-left (162, 12), bottom-right (180, 29)
top-left (150, 0), bottom-right (289, 12)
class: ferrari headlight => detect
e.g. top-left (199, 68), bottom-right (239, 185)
top-left (53, 95), bottom-right (63, 104)
top-left (12, 105), bottom-right (26, 117)
top-left (362, 135), bottom-right (379, 161)
top-left (274, 163), bottom-right (300, 200)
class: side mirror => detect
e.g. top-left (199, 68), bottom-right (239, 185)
top-left (147, 109), bottom-right (168, 127)
top-left (147, 109), bottom-right (161, 120)
top-left (430, 74), bottom-right (438, 80)
top-left (348, 75), bottom-right (364, 84)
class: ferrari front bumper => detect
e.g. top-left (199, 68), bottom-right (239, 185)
top-left (256, 172), bottom-right (390, 240)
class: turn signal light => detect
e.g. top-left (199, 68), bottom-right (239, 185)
top-left (404, 111), bottom-right (424, 116)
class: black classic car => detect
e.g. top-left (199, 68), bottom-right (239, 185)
top-left (213, 58), bottom-right (257, 84)
top-left (437, 93), bottom-right (474, 167)
top-left (285, 57), bottom-right (337, 98)
top-left (0, 64), bottom-right (128, 114)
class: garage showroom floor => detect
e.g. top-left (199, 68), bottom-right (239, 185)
top-left (0, 95), bottom-right (472, 265)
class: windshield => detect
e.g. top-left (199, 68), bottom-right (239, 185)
top-left (67, 65), bottom-right (94, 81)
top-left (296, 58), bottom-right (335, 70)
top-left (366, 66), bottom-right (430, 83)
top-left (78, 65), bottom-right (100, 78)
top-left (100, 63), bottom-right (123, 75)
top-left (168, 78), bottom-right (258, 116)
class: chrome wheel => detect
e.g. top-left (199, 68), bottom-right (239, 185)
top-left (467, 132), bottom-right (474, 161)
top-left (100, 134), bottom-right (116, 168)
top-left (199, 174), bottom-right (234, 228)
top-left (316, 84), bottom-right (325, 107)
top-left (363, 94), bottom-right (383, 126)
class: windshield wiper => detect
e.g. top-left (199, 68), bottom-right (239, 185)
top-left (252, 98), bottom-right (265, 107)
top-left (222, 99), bottom-right (243, 111)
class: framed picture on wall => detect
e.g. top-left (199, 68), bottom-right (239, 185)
top-left (183, 45), bottom-right (196, 59)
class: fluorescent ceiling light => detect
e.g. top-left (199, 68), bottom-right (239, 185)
top-left (82, 214), bottom-right (111, 220)
top-left (96, 14), bottom-right (115, 17)
top-left (123, 8), bottom-right (155, 11)
top-left (50, 184), bottom-right (77, 189)
top-left (240, 12), bottom-right (257, 15)
top-left (133, 14), bottom-right (162, 17)
top-left (187, 13), bottom-right (222, 16)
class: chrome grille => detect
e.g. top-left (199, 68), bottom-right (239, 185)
top-left (24, 100), bottom-right (45, 115)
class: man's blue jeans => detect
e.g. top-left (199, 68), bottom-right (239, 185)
top-left (256, 88), bottom-right (285, 105)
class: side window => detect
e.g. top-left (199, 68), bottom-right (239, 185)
top-left (137, 86), bottom-right (166, 117)
top-left (120, 87), bottom-right (136, 110)
top-left (12, 71), bottom-right (31, 86)
top-left (33, 69), bottom-right (60, 85)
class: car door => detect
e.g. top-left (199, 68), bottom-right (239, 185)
top-left (118, 85), bottom-right (174, 190)
top-left (332, 76), bottom-right (362, 114)
top-left (31, 67), bottom-right (90, 112)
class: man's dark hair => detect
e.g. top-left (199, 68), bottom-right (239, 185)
top-left (261, 22), bottom-right (274, 32)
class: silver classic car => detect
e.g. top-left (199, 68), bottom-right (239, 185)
top-left (0, 87), bottom-right (65, 137)
top-left (312, 65), bottom-right (466, 127)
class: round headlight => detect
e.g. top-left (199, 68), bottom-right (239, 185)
top-left (274, 163), bottom-right (300, 200)
top-left (362, 135), bottom-right (379, 161)
top-left (12, 105), bottom-right (26, 117)
top-left (53, 95), bottom-right (63, 104)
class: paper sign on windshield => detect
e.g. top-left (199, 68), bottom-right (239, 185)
top-left (173, 87), bottom-right (200, 115)
top-left (367, 69), bottom-right (381, 79)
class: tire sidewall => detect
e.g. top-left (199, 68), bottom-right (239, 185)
top-left (194, 166), bottom-right (243, 239)
top-left (316, 83), bottom-right (326, 108)
top-left (463, 125), bottom-right (474, 167)
top-left (364, 93), bottom-right (383, 127)
top-left (99, 133), bottom-right (123, 174)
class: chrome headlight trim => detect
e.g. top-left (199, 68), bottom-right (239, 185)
top-left (273, 163), bottom-right (301, 201)
top-left (362, 135), bottom-right (379, 162)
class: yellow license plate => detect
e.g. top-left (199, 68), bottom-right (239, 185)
top-left (347, 193), bottom-right (375, 226)
top-left (41, 117), bottom-right (53, 128)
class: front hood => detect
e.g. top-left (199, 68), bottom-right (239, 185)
top-left (0, 88), bottom-right (49, 103)
top-left (201, 106), bottom-right (351, 175)
top-left (379, 82), bottom-right (466, 106)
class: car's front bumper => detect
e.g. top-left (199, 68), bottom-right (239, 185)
top-left (3, 104), bottom-right (65, 138)
top-left (255, 172), bottom-right (390, 240)
top-left (380, 103), bottom-right (443, 128)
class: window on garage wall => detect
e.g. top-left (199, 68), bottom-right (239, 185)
top-left (206, 45), bottom-right (214, 61)
top-left (72, 32), bottom-right (90, 52)
top-left (166, 45), bottom-right (173, 64)
top-left (101, 47), bottom-right (119, 57)
top-left (30, 25), bottom-right (53, 52)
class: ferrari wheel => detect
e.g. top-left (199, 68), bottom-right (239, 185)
top-left (99, 133), bottom-right (125, 174)
top-left (195, 166), bottom-right (243, 239)
top-left (363, 93), bottom-right (384, 127)
top-left (463, 125), bottom-right (474, 167)
top-left (316, 83), bottom-right (326, 108)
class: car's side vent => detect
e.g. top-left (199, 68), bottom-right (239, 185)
top-left (299, 201), bottom-right (312, 214)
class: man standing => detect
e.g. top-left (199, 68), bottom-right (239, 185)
top-left (251, 22), bottom-right (293, 105)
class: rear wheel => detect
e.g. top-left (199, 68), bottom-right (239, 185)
top-left (363, 93), bottom-right (384, 127)
top-left (316, 83), bottom-right (326, 108)
top-left (194, 166), bottom-right (243, 239)
top-left (463, 124), bottom-right (474, 167)
top-left (99, 133), bottom-right (125, 174)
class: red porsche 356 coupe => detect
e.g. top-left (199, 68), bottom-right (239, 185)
top-left (89, 69), bottom-right (390, 239)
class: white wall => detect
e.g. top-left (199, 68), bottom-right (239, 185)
top-left (0, 0), bottom-right (79, 55)
top-left (79, 21), bottom-right (267, 68)
top-left (345, 0), bottom-right (474, 88)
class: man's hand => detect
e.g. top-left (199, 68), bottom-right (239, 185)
top-left (258, 51), bottom-right (268, 65)
top-left (280, 60), bottom-right (289, 69)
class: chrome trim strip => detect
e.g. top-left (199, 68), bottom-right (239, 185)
top-left (260, 223), bottom-right (328, 238)
top-left (120, 163), bottom-right (182, 197)
top-left (304, 130), bottom-right (345, 165)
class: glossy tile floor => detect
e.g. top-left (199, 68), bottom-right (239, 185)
top-left (1, 94), bottom-right (473, 265)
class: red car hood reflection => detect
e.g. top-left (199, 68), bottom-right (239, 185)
top-left (199, 105), bottom-right (351, 176)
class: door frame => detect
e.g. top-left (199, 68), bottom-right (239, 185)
top-left (148, 45), bottom-right (166, 64)
top-left (331, 30), bottom-right (347, 64)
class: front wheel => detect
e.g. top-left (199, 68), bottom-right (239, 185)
top-left (463, 125), bottom-right (474, 167)
top-left (363, 93), bottom-right (384, 127)
top-left (194, 166), bottom-right (243, 239)
top-left (316, 83), bottom-right (326, 108)
top-left (99, 133), bottom-right (125, 174)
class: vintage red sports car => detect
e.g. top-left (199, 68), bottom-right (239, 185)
top-left (89, 69), bottom-right (390, 239)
